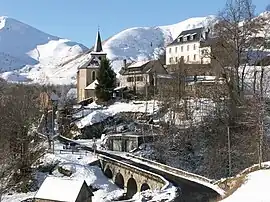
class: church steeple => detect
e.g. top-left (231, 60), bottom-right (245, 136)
top-left (93, 29), bottom-right (103, 52)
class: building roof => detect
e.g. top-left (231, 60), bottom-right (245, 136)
top-left (119, 60), bottom-right (166, 75)
top-left (94, 30), bottom-right (103, 52)
top-left (85, 79), bottom-right (99, 90)
top-left (79, 56), bottom-right (101, 69)
top-left (35, 177), bottom-right (93, 202)
top-left (168, 27), bottom-right (205, 46)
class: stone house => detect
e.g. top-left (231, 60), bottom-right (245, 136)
top-left (165, 27), bottom-right (211, 65)
top-left (34, 177), bottom-right (93, 202)
top-left (118, 59), bottom-right (168, 93)
top-left (77, 30), bottom-right (106, 103)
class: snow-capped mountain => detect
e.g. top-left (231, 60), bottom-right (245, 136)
top-left (0, 16), bottom-right (88, 83)
top-left (0, 15), bottom-right (215, 84)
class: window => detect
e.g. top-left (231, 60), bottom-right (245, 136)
top-left (183, 36), bottom-right (187, 42)
top-left (187, 55), bottom-right (190, 62)
top-left (201, 49), bottom-right (206, 55)
top-left (193, 44), bottom-right (196, 50)
top-left (175, 47), bottom-right (178, 53)
top-left (187, 45), bottom-right (189, 51)
top-left (181, 46), bottom-right (183, 52)
top-left (169, 57), bottom-right (173, 63)
top-left (169, 48), bottom-right (171, 53)
top-left (175, 57), bottom-right (178, 63)
top-left (92, 71), bottom-right (96, 81)
top-left (193, 54), bottom-right (197, 61)
top-left (127, 77), bottom-right (134, 82)
top-left (136, 76), bottom-right (143, 81)
top-left (190, 35), bottom-right (194, 40)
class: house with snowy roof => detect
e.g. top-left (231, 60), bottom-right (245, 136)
top-left (76, 30), bottom-right (106, 103)
top-left (118, 59), bottom-right (168, 93)
top-left (165, 27), bottom-right (212, 65)
top-left (34, 177), bottom-right (93, 202)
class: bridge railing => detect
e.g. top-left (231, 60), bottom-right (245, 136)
top-left (126, 154), bottom-right (214, 184)
top-left (125, 154), bottom-right (226, 197)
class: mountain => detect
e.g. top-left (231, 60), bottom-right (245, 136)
top-left (0, 15), bottom-right (215, 84)
top-left (0, 16), bottom-right (88, 83)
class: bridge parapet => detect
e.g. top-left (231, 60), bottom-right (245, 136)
top-left (126, 153), bottom-right (225, 197)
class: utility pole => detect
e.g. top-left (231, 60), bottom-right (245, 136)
top-left (227, 126), bottom-right (232, 176)
top-left (52, 104), bottom-right (55, 154)
top-left (258, 67), bottom-right (264, 169)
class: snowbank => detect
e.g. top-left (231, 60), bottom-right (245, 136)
top-left (222, 169), bottom-right (270, 202)
top-left (76, 101), bottom-right (159, 128)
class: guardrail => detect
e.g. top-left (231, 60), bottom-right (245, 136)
top-left (126, 153), bottom-right (213, 184)
top-left (125, 154), bottom-right (225, 197)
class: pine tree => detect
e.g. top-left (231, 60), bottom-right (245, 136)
top-left (95, 59), bottom-right (116, 101)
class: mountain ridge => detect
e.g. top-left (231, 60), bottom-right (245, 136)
top-left (0, 15), bottom-right (221, 84)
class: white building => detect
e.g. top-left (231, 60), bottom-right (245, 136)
top-left (166, 27), bottom-right (211, 65)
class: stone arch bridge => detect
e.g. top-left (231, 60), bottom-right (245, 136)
top-left (99, 154), bottom-right (168, 199)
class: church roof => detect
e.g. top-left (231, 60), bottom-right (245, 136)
top-left (94, 30), bottom-right (103, 52)
top-left (79, 56), bottom-right (100, 69)
top-left (85, 79), bottom-right (99, 90)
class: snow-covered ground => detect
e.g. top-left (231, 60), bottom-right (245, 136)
top-left (161, 98), bottom-right (215, 126)
top-left (2, 141), bottom-right (124, 202)
top-left (221, 167), bottom-right (270, 202)
top-left (76, 100), bottom-right (159, 128)
top-left (2, 140), bottom-right (178, 202)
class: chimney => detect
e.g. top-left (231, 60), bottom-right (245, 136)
top-left (204, 28), bottom-right (210, 40)
top-left (123, 59), bottom-right (127, 69)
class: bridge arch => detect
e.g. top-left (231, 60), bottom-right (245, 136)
top-left (104, 167), bottom-right (113, 179)
top-left (114, 172), bottom-right (125, 189)
top-left (140, 183), bottom-right (150, 192)
top-left (127, 177), bottom-right (138, 198)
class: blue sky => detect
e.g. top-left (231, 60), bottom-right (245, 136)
top-left (0, 0), bottom-right (269, 47)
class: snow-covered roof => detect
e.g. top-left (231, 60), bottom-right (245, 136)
top-left (35, 177), bottom-right (90, 202)
top-left (114, 86), bottom-right (127, 91)
top-left (128, 60), bottom-right (150, 68)
top-left (156, 74), bottom-right (173, 79)
top-left (67, 88), bottom-right (77, 99)
top-left (50, 92), bottom-right (59, 101)
top-left (85, 79), bottom-right (98, 90)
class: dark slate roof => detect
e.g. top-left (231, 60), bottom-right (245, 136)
top-left (119, 60), bottom-right (165, 75)
top-left (168, 27), bottom-right (204, 46)
top-left (94, 31), bottom-right (103, 52)
top-left (79, 56), bottom-right (100, 69)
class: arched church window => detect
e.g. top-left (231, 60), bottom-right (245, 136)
top-left (92, 71), bottom-right (96, 81)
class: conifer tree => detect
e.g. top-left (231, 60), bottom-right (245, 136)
top-left (95, 59), bottom-right (116, 101)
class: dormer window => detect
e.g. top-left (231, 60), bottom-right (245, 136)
top-left (177, 37), bottom-right (183, 42)
top-left (183, 36), bottom-right (187, 42)
top-left (190, 35), bottom-right (193, 40)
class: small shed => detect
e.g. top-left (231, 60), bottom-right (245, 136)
top-left (34, 177), bottom-right (93, 202)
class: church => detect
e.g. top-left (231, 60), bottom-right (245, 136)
top-left (76, 30), bottom-right (107, 103)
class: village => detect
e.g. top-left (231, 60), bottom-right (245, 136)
top-left (0, 0), bottom-right (270, 202)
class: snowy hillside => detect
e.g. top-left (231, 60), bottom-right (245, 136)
top-left (1, 15), bottom-right (215, 84)
top-left (0, 16), bottom-right (88, 83)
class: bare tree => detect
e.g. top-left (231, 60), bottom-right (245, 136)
top-left (0, 84), bottom-right (45, 198)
